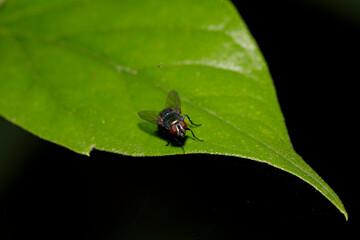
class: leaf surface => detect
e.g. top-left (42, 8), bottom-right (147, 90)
top-left (0, 0), bottom-right (347, 219)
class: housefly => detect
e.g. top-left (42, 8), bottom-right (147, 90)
top-left (138, 90), bottom-right (203, 153)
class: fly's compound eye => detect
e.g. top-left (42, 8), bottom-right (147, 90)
top-left (170, 125), bottom-right (178, 135)
top-left (179, 121), bottom-right (187, 130)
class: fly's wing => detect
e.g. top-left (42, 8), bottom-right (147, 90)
top-left (138, 111), bottom-right (159, 124)
top-left (165, 90), bottom-right (181, 114)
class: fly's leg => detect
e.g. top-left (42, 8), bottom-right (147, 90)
top-left (173, 138), bottom-right (185, 154)
top-left (186, 128), bottom-right (203, 141)
top-left (183, 115), bottom-right (202, 126)
top-left (165, 140), bottom-right (170, 146)
top-left (181, 145), bottom-right (185, 154)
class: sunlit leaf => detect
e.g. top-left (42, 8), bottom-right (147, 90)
top-left (0, 0), bottom-right (347, 219)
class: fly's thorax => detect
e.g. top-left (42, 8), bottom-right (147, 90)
top-left (159, 109), bottom-right (182, 130)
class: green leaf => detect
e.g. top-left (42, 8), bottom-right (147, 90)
top-left (0, 0), bottom-right (347, 219)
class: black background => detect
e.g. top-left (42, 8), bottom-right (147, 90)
top-left (0, 0), bottom-right (358, 239)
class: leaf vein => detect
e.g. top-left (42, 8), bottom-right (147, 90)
top-left (181, 96), bottom-right (337, 205)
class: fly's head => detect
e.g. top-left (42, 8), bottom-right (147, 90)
top-left (170, 121), bottom-right (187, 138)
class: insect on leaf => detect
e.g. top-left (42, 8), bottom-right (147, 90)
top-left (0, 0), bottom-right (347, 219)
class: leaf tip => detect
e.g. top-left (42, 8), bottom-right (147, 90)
top-left (343, 210), bottom-right (349, 221)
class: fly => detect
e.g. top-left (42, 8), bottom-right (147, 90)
top-left (138, 90), bottom-right (203, 153)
